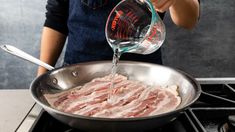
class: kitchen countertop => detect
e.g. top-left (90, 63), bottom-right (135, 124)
top-left (0, 89), bottom-right (35, 132)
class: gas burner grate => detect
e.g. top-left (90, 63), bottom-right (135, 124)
top-left (193, 84), bottom-right (235, 107)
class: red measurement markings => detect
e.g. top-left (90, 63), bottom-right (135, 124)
top-left (147, 24), bottom-right (160, 43)
top-left (111, 10), bottom-right (124, 31)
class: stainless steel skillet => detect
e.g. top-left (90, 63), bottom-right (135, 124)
top-left (31, 61), bottom-right (201, 132)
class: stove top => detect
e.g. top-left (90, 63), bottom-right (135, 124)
top-left (16, 78), bottom-right (235, 132)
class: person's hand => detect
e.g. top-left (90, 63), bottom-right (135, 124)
top-left (151, 0), bottom-right (176, 13)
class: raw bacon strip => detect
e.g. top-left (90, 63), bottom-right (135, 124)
top-left (93, 87), bottom-right (151, 118)
top-left (125, 100), bottom-right (156, 117)
top-left (69, 81), bottom-right (110, 97)
top-left (44, 86), bottom-right (82, 107)
top-left (62, 81), bottom-right (131, 112)
top-left (65, 93), bottom-right (108, 113)
top-left (74, 82), bottom-right (145, 117)
top-left (122, 89), bottom-right (161, 117)
top-left (55, 84), bottom-right (110, 111)
top-left (90, 86), bottom-right (145, 117)
top-left (66, 75), bottom-right (128, 100)
top-left (44, 74), bottom-right (181, 118)
top-left (149, 90), bottom-right (181, 116)
top-left (63, 92), bottom-right (109, 112)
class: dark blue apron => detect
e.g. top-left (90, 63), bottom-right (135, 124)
top-left (64, 0), bottom-right (163, 65)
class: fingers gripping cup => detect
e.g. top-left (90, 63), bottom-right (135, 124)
top-left (105, 0), bottom-right (166, 55)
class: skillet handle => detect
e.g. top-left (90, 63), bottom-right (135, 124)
top-left (0, 44), bottom-right (54, 71)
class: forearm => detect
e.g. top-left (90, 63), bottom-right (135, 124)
top-left (37, 27), bottom-right (66, 76)
top-left (169, 0), bottom-right (199, 29)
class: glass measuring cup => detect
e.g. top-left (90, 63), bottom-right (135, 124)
top-left (105, 0), bottom-right (166, 55)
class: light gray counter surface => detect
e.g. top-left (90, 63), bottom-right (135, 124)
top-left (0, 89), bottom-right (35, 132)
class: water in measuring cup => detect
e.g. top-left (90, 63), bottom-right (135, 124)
top-left (131, 23), bottom-right (165, 54)
top-left (107, 22), bottom-right (164, 55)
top-left (106, 0), bottom-right (152, 52)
